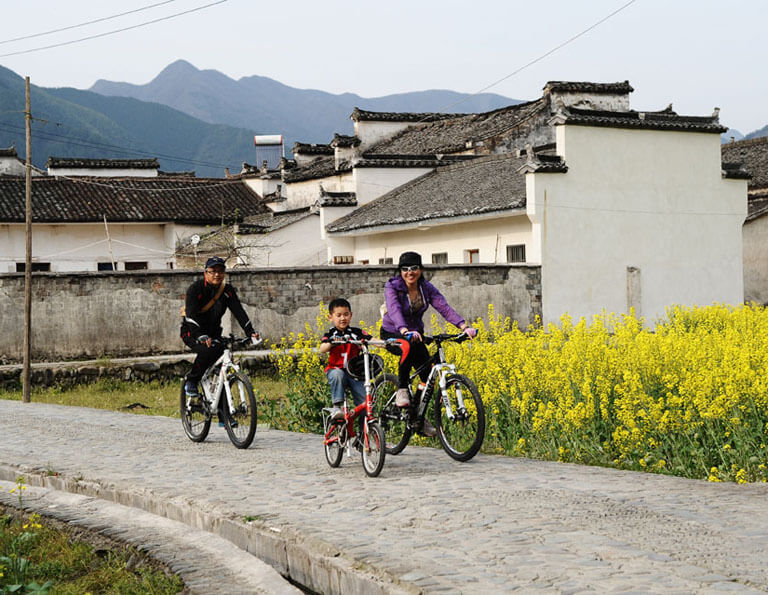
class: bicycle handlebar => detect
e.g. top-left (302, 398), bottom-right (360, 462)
top-left (207, 334), bottom-right (263, 348)
top-left (422, 333), bottom-right (470, 345)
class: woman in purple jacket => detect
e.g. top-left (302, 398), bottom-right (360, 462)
top-left (380, 251), bottom-right (477, 436)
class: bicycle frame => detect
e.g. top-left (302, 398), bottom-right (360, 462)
top-left (323, 339), bottom-right (383, 456)
top-left (200, 335), bottom-right (259, 418)
top-left (410, 335), bottom-right (469, 423)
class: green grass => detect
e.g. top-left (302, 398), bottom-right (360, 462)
top-left (0, 508), bottom-right (183, 594)
top-left (0, 376), bottom-right (290, 425)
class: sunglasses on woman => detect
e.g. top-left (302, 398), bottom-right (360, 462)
top-left (400, 265), bottom-right (421, 272)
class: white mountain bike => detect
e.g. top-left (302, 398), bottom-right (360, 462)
top-left (180, 334), bottom-right (261, 449)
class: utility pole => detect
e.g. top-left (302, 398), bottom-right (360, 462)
top-left (23, 76), bottom-right (32, 403)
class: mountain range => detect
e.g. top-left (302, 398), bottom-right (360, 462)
top-left (1, 60), bottom-right (765, 178)
top-left (0, 60), bottom-right (518, 177)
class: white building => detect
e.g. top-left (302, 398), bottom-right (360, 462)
top-left (0, 174), bottom-right (268, 272)
top-left (722, 136), bottom-right (768, 304)
top-left (281, 81), bottom-right (748, 324)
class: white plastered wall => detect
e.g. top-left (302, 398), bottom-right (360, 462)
top-left (0, 222), bottom-right (176, 271)
top-left (742, 214), bottom-right (768, 304)
top-left (337, 213), bottom-right (532, 264)
top-left (529, 124), bottom-right (747, 325)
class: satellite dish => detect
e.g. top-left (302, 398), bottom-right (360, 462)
top-left (190, 234), bottom-right (200, 246)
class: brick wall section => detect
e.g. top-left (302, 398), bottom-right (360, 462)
top-left (0, 265), bottom-right (541, 362)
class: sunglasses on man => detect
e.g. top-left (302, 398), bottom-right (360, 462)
top-left (400, 265), bottom-right (421, 272)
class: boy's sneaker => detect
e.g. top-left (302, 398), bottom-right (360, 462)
top-left (184, 381), bottom-right (199, 397)
top-left (421, 418), bottom-right (437, 438)
top-left (329, 405), bottom-right (344, 421)
top-left (395, 388), bottom-right (410, 407)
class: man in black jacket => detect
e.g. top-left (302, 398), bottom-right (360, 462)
top-left (180, 256), bottom-right (258, 398)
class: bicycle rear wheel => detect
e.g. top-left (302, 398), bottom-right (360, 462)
top-left (434, 374), bottom-right (485, 461)
top-left (361, 421), bottom-right (385, 477)
top-left (324, 417), bottom-right (344, 468)
top-left (223, 372), bottom-right (257, 449)
top-left (180, 381), bottom-right (211, 442)
top-left (372, 374), bottom-right (411, 455)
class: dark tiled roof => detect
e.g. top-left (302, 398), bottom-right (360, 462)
top-left (46, 157), bottom-right (160, 170)
top-left (242, 207), bottom-right (317, 232)
top-left (544, 80), bottom-right (634, 94)
top-left (518, 153), bottom-right (568, 174)
top-left (0, 176), bottom-right (267, 224)
top-left (365, 98), bottom-right (547, 155)
top-left (283, 156), bottom-right (351, 183)
top-left (552, 107), bottom-right (726, 134)
top-left (0, 147), bottom-right (18, 158)
top-left (722, 136), bottom-right (768, 189)
top-left (352, 108), bottom-right (463, 123)
top-left (158, 170), bottom-right (195, 177)
top-left (331, 134), bottom-right (360, 148)
top-left (746, 191), bottom-right (768, 221)
top-left (319, 190), bottom-right (357, 207)
top-left (721, 162), bottom-right (751, 180)
top-left (355, 154), bottom-right (475, 168)
top-left (292, 142), bottom-right (334, 156)
top-left (327, 154), bottom-right (527, 233)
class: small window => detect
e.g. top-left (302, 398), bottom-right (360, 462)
top-left (464, 249), bottom-right (479, 264)
top-left (124, 261), bottom-right (148, 270)
top-left (333, 255), bottom-right (354, 265)
top-left (359, 259), bottom-right (369, 265)
top-left (16, 262), bottom-right (50, 272)
top-left (378, 257), bottom-right (393, 265)
top-left (97, 262), bottom-right (115, 271)
top-left (506, 244), bottom-right (526, 263)
top-left (431, 252), bottom-right (448, 264)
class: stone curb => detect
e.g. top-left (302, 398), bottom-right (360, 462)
top-left (0, 462), bottom-right (415, 595)
top-left (0, 480), bottom-right (299, 595)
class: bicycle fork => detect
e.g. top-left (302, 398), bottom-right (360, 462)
top-left (437, 365), bottom-right (467, 421)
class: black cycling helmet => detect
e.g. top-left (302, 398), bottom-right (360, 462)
top-left (345, 354), bottom-right (384, 381)
top-left (205, 256), bottom-right (226, 269)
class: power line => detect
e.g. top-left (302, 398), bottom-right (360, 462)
top-left (424, 0), bottom-right (639, 117)
top-left (0, 0), bottom-right (228, 58)
top-left (0, 0), bottom-right (179, 46)
top-left (0, 122), bottom-right (234, 170)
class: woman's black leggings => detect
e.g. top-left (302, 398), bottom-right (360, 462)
top-left (381, 329), bottom-right (430, 389)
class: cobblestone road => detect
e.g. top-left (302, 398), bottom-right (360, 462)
top-left (1, 399), bottom-right (767, 593)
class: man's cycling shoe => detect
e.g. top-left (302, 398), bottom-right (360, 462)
top-left (184, 381), bottom-right (199, 398)
top-left (329, 405), bottom-right (344, 421)
top-left (420, 418), bottom-right (437, 438)
top-left (218, 415), bottom-right (238, 429)
top-left (352, 436), bottom-right (363, 452)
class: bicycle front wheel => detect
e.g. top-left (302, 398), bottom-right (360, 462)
top-left (361, 421), bottom-right (386, 477)
top-left (372, 374), bottom-right (411, 455)
top-left (180, 381), bottom-right (211, 443)
top-left (223, 372), bottom-right (257, 449)
top-left (324, 418), bottom-right (344, 468)
top-left (434, 375), bottom-right (485, 462)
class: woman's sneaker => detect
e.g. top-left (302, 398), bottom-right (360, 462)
top-left (395, 389), bottom-right (410, 407)
top-left (421, 418), bottom-right (437, 438)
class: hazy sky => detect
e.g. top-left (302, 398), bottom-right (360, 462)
top-left (1, 0), bottom-right (765, 134)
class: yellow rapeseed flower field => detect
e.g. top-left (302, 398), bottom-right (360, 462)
top-left (274, 303), bottom-right (768, 483)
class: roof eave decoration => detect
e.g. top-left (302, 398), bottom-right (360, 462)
top-left (517, 144), bottom-right (568, 174)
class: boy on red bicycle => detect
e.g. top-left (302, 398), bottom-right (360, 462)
top-left (319, 298), bottom-right (372, 421)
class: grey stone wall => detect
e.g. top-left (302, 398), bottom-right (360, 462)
top-left (0, 264), bottom-right (541, 362)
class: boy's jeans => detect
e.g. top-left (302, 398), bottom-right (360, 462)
top-left (326, 368), bottom-right (366, 407)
